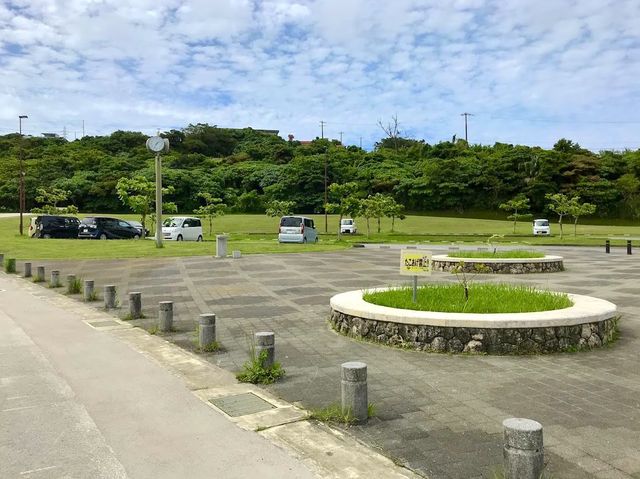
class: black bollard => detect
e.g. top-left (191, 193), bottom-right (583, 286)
top-left (627, 240), bottom-right (632, 255)
top-left (605, 240), bottom-right (610, 254)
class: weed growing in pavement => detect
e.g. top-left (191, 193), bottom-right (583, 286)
top-left (67, 277), bottom-right (82, 294)
top-left (308, 403), bottom-right (376, 425)
top-left (4, 258), bottom-right (16, 273)
top-left (236, 341), bottom-right (285, 385)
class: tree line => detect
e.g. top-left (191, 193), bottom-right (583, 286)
top-left (0, 124), bottom-right (639, 222)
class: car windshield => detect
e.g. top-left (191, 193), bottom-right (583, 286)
top-left (80, 218), bottom-right (96, 225)
top-left (280, 217), bottom-right (302, 227)
top-left (163, 218), bottom-right (181, 227)
top-left (535, 220), bottom-right (549, 227)
top-left (342, 220), bottom-right (353, 225)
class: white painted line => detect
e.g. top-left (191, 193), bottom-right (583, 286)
top-left (7, 395), bottom-right (32, 400)
top-left (20, 465), bottom-right (59, 475)
top-left (2, 405), bottom-right (38, 412)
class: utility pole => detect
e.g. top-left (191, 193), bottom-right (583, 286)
top-left (62, 126), bottom-right (67, 140)
top-left (18, 115), bottom-right (28, 236)
top-left (339, 131), bottom-right (344, 144)
top-left (324, 151), bottom-right (328, 233)
top-left (320, 120), bottom-right (326, 139)
top-left (460, 112), bottom-right (473, 143)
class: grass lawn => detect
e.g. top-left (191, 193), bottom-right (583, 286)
top-left (447, 250), bottom-right (545, 259)
top-left (363, 283), bottom-right (572, 313)
top-left (0, 212), bottom-right (638, 260)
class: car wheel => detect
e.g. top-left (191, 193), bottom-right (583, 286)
top-left (177, 235), bottom-right (183, 242)
top-left (197, 235), bottom-right (203, 242)
top-left (99, 233), bottom-right (107, 240)
top-left (133, 234), bottom-right (140, 240)
top-left (43, 233), bottom-right (51, 239)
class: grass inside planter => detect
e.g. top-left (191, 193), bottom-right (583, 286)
top-left (363, 283), bottom-right (572, 313)
top-left (447, 250), bottom-right (545, 259)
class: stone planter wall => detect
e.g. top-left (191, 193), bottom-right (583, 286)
top-left (329, 310), bottom-right (618, 354)
top-left (432, 255), bottom-right (564, 274)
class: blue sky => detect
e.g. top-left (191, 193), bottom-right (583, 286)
top-left (0, 0), bottom-right (639, 151)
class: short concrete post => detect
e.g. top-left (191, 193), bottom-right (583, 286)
top-left (23, 262), bottom-right (32, 278)
top-left (605, 240), bottom-right (610, 254)
top-left (627, 240), bottom-right (632, 255)
top-left (50, 270), bottom-right (60, 287)
top-left (232, 250), bottom-right (241, 259)
top-left (503, 418), bottom-right (544, 479)
top-left (341, 361), bottom-right (368, 423)
top-left (158, 301), bottom-right (173, 332)
top-left (198, 313), bottom-right (216, 349)
top-left (104, 285), bottom-right (117, 309)
top-left (36, 266), bottom-right (45, 282)
top-left (255, 332), bottom-right (275, 368)
top-left (83, 280), bottom-right (95, 301)
top-left (128, 292), bottom-right (142, 319)
top-left (216, 235), bottom-right (228, 258)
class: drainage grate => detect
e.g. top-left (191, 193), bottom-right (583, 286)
top-left (209, 392), bottom-right (276, 417)
top-left (87, 320), bottom-right (121, 328)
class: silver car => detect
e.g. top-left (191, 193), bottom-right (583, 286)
top-left (278, 216), bottom-right (318, 243)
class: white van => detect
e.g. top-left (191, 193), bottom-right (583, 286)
top-left (533, 219), bottom-right (551, 236)
top-left (278, 216), bottom-right (318, 243)
top-left (340, 218), bottom-right (357, 234)
top-left (162, 217), bottom-right (203, 241)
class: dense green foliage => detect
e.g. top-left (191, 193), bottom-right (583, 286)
top-left (363, 284), bottom-right (572, 313)
top-left (1, 125), bottom-right (639, 218)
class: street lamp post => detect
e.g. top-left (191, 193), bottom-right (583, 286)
top-left (18, 115), bottom-right (28, 236)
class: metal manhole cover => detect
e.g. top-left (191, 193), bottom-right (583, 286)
top-left (87, 320), bottom-right (121, 328)
top-left (209, 393), bottom-right (276, 417)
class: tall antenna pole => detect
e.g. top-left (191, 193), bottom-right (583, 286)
top-left (320, 120), bottom-right (326, 139)
top-left (339, 131), bottom-right (344, 144)
top-left (460, 112), bottom-right (473, 143)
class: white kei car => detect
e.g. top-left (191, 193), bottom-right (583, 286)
top-left (162, 217), bottom-right (203, 241)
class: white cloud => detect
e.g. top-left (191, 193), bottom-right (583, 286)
top-left (0, 0), bottom-right (638, 149)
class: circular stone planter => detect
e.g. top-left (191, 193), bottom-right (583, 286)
top-left (329, 289), bottom-right (618, 354)
top-left (432, 254), bottom-right (564, 274)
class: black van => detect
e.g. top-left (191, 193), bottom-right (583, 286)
top-left (78, 217), bottom-right (141, 240)
top-left (29, 215), bottom-right (80, 239)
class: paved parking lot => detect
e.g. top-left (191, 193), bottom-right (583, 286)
top-left (30, 245), bottom-right (640, 478)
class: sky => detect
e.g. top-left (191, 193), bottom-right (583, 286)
top-left (0, 0), bottom-right (639, 151)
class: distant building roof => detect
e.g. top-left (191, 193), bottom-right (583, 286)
top-left (41, 132), bottom-right (59, 138)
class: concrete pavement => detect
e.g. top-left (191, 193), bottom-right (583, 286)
top-left (0, 275), bottom-right (317, 479)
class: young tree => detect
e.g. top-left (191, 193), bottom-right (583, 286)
top-left (265, 200), bottom-right (295, 217)
top-left (116, 176), bottom-right (174, 231)
top-left (31, 187), bottom-right (78, 214)
top-left (382, 196), bottom-right (405, 233)
top-left (545, 193), bottom-right (573, 239)
top-left (499, 195), bottom-right (532, 233)
top-left (325, 182), bottom-right (361, 238)
top-left (568, 198), bottom-right (596, 236)
top-left (360, 194), bottom-right (388, 236)
top-left (193, 192), bottom-right (226, 236)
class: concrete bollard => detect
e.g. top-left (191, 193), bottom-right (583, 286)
top-left (158, 301), bottom-right (173, 332)
top-left (216, 235), bottom-right (228, 258)
top-left (255, 332), bottom-right (275, 368)
top-left (627, 240), bottom-right (632, 255)
top-left (128, 292), bottom-right (142, 319)
top-left (104, 285), bottom-right (117, 309)
top-left (503, 418), bottom-right (544, 479)
top-left (50, 270), bottom-right (60, 287)
top-left (198, 313), bottom-right (216, 349)
top-left (232, 250), bottom-right (241, 259)
top-left (36, 266), bottom-right (45, 282)
top-left (605, 240), bottom-right (610, 254)
top-left (23, 262), bottom-right (32, 278)
top-left (341, 361), bottom-right (368, 423)
top-left (83, 280), bottom-right (95, 301)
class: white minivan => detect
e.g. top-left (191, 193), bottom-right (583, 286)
top-left (533, 218), bottom-right (551, 236)
top-left (340, 218), bottom-right (357, 234)
top-left (162, 216), bottom-right (203, 241)
top-left (278, 216), bottom-right (318, 243)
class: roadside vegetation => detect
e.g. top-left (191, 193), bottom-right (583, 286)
top-left (363, 284), bottom-right (572, 313)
